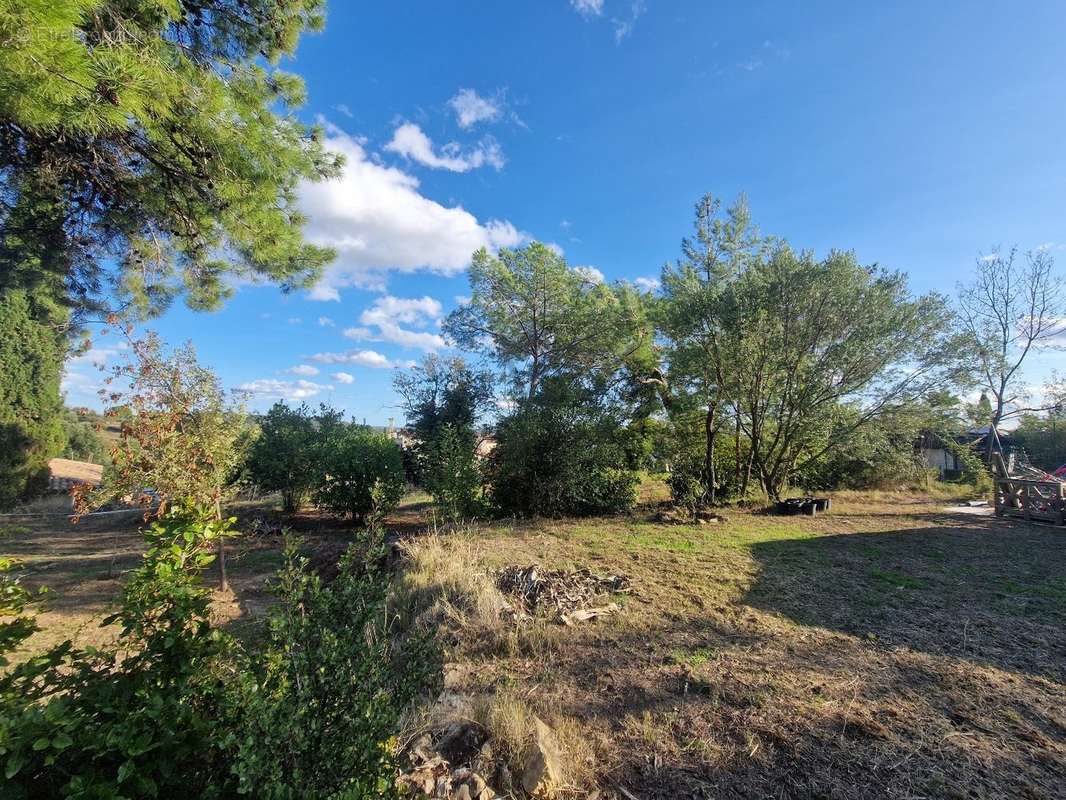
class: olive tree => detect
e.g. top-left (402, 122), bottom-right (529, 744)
top-left (957, 247), bottom-right (1065, 463)
top-left (660, 195), bottom-right (969, 502)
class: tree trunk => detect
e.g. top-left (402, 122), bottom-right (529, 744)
top-left (704, 401), bottom-right (718, 505)
top-left (734, 412), bottom-right (742, 492)
top-left (985, 398), bottom-right (1004, 472)
top-left (215, 497), bottom-right (228, 592)
top-left (528, 355), bottom-right (541, 402)
top-left (741, 445), bottom-right (754, 498)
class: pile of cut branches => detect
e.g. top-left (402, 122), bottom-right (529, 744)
top-left (495, 565), bottom-right (630, 624)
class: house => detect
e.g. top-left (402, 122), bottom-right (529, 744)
top-left (47, 458), bottom-right (103, 493)
top-left (916, 427), bottom-right (1014, 479)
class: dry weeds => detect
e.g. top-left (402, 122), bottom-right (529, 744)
top-left (8, 488), bottom-right (1064, 798)
top-left (406, 493), bottom-right (1066, 799)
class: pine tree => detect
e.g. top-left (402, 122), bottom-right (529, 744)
top-left (0, 0), bottom-right (340, 320)
top-left (0, 1), bottom-right (339, 505)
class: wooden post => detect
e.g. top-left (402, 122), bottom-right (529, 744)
top-left (1024, 484), bottom-right (1032, 522)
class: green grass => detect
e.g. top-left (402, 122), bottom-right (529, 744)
top-left (670, 647), bottom-right (714, 667)
top-left (869, 569), bottom-right (925, 589)
top-left (999, 578), bottom-right (1066, 602)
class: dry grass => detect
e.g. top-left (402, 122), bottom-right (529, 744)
top-left (1, 493), bottom-right (426, 660)
top-left (8, 487), bottom-right (1064, 798)
top-left (403, 491), bottom-right (1066, 799)
top-left (397, 532), bottom-right (508, 633)
top-left (396, 532), bottom-right (573, 661)
top-left (477, 688), bottom-right (597, 795)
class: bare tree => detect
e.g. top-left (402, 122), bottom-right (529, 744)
top-left (957, 247), bottom-right (1066, 462)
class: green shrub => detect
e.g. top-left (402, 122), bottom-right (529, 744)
top-left (666, 451), bottom-right (707, 513)
top-left (313, 427), bottom-right (405, 522)
top-left (424, 424), bottom-right (487, 523)
top-left (488, 403), bottom-right (638, 517)
top-left (0, 506), bottom-right (241, 799)
top-left (245, 402), bottom-right (344, 513)
top-left (0, 510), bottom-right (437, 799)
top-left (233, 533), bottom-right (438, 798)
top-left (60, 410), bottom-right (108, 465)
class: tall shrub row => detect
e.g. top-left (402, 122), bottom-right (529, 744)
top-left (246, 403), bottom-right (405, 523)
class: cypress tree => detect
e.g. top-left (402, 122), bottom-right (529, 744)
top-left (0, 182), bottom-right (70, 508)
top-left (0, 288), bottom-right (66, 508)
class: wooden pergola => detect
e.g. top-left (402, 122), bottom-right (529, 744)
top-left (995, 478), bottom-right (1066, 524)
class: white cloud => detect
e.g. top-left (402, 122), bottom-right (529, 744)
top-left (570, 0), bottom-right (604, 17)
top-left (309, 349), bottom-right (406, 369)
top-left (633, 276), bottom-right (661, 291)
top-left (612, 0), bottom-right (645, 42)
top-left (284, 364), bottom-right (320, 376)
top-left (333, 103), bottom-right (353, 118)
top-left (448, 88), bottom-right (503, 129)
top-left (300, 122), bottom-right (526, 299)
top-left (66, 343), bottom-right (121, 371)
top-left (62, 341), bottom-right (131, 401)
top-left (344, 295), bottom-right (447, 351)
top-left (545, 242), bottom-right (565, 257)
top-left (238, 378), bottom-right (332, 401)
top-left (364, 295), bottom-right (442, 325)
top-left (318, 316), bottom-right (335, 327)
top-left (572, 0), bottom-right (644, 43)
top-left (342, 326), bottom-right (375, 339)
top-left (332, 371), bottom-right (355, 384)
top-left (573, 265), bottom-right (605, 284)
top-left (287, 316), bottom-right (302, 325)
top-left (345, 327), bottom-right (446, 352)
top-left (1034, 318), bottom-right (1066, 348)
top-left (384, 122), bottom-right (504, 173)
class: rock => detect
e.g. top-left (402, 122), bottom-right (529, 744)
top-left (435, 690), bottom-right (475, 718)
top-left (521, 717), bottom-right (564, 795)
top-left (561, 603), bottom-right (620, 625)
top-left (435, 720), bottom-right (489, 767)
top-left (495, 763), bottom-right (513, 794)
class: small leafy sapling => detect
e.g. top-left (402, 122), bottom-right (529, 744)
top-left (76, 330), bottom-right (250, 589)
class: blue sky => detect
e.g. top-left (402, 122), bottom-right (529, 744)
top-left (64, 1), bottom-right (1066, 422)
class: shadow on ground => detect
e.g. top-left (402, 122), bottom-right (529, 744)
top-left (743, 514), bottom-right (1066, 682)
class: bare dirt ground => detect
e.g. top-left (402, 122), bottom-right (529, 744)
top-left (0, 494), bottom-right (431, 658)
top-left (4, 489), bottom-right (1065, 798)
